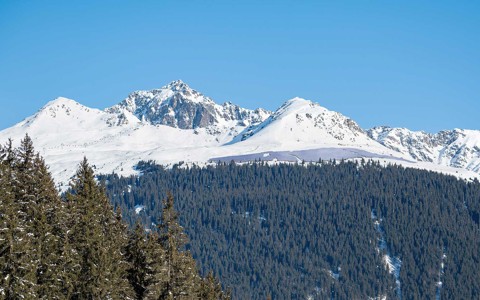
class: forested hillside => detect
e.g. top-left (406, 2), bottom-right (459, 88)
top-left (2, 135), bottom-right (479, 299)
top-left (0, 136), bottom-right (228, 299)
top-left (103, 161), bottom-right (480, 299)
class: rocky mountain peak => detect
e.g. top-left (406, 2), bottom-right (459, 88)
top-left (368, 126), bottom-right (480, 172)
top-left (163, 79), bottom-right (191, 92)
top-left (155, 79), bottom-right (209, 102)
top-left (107, 81), bottom-right (270, 130)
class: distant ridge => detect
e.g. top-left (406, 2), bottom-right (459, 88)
top-left (1, 80), bottom-right (479, 188)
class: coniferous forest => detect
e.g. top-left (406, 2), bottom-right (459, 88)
top-left (0, 136), bottom-right (229, 299)
top-left (103, 160), bottom-right (480, 300)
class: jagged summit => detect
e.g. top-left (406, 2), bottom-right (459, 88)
top-left (368, 126), bottom-right (480, 173)
top-left (164, 79), bottom-right (185, 87)
top-left (151, 79), bottom-right (211, 103)
top-left (107, 80), bottom-right (268, 130)
top-left (162, 79), bottom-right (193, 92)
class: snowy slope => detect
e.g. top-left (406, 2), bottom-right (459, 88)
top-left (1, 81), bottom-right (479, 189)
top-left (369, 127), bottom-right (480, 173)
top-left (233, 98), bottom-right (386, 151)
top-left (0, 99), bottom-right (242, 189)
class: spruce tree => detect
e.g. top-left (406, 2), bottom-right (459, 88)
top-left (0, 136), bottom-right (69, 299)
top-left (126, 222), bottom-right (169, 300)
top-left (31, 153), bottom-right (66, 299)
top-left (111, 208), bottom-right (136, 297)
top-left (199, 271), bottom-right (230, 300)
top-left (126, 222), bottom-right (151, 299)
top-left (0, 138), bottom-right (43, 298)
top-left (157, 192), bottom-right (200, 299)
top-left (144, 231), bottom-right (168, 300)
top-left (66, 157), bottom-right (134, 299)
top-left (0, 150), bottom-right (18, 299)
top-left (5, 136), bottom-right (41, 299)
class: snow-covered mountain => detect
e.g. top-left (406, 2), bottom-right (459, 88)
top-left (236, 98), bottom-right (375, 147)
top-left (1, 80), bottom-right (479, 189)
top-left (107, 80), bottom-right (269, 130)
top-left (368, 127), bottom-right (480, 173)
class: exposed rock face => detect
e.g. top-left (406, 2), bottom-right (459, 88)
top-left (107, 80), bottom-right (270, 129)
top-left (368, 127), bottom-right (480, 173)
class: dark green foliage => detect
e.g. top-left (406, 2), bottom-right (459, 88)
top-left (66, 157), bottom-right (134, 299)
top-left (199, 271), bottom-right (230, 300)
top-left (126, 222), bottom-right (164, 299)
top-left (0, 141), bottom-right (21, 299)
top-left (0, 135), bottom-right (63, 299)
top-left (0, 137), bottom-right (228, 299)
top-left (155, 192), bottom-right (200, 299)
top-left (103, 160), bottom-right (480, 300)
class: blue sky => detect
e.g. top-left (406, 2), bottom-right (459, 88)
top-left (0, 0), bottom-right (479, 132)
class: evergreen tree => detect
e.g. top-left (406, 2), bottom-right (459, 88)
top-left (66, 157), bottom-right (134, 299)
top-left (126, 222), bottom-right (152, 299)
top-left (199, 271), bottom-right (230, 300)
top-left (157, 192), bottom-right (199, 299)
top-left (126, 222), bottom-right (168, 300)
top-left (0, 148), bottom-right (19, 299)
top-left (31, 153), bottom-right (66, 299)
top-left (0, 136), bottom-right (68, 299)
top-left (111, 208), bottom-right (136, 297)
top-left (0, 136), bottom-right (42, 299)
top-left (144, 231), bottom-right (168, 300)
top-left (11, 136), bottom-right (39, 295)
top-left (0, 137), bottom-right (230, 299)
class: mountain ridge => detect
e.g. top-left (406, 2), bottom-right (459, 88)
top-left (107, 80), bottom-right (270, 129)
top-left (368, 126), bottom-right (480, 173)
top-left (1, 80), bottom-right (479, 189)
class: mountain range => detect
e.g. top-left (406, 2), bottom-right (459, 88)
top-left (1, 80), bottom-right (479, 189)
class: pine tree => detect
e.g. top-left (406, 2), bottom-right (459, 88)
top-left (66, 157), bottom-right (134, 299)
top-left (126, 222), bottom-right (151, 299)
top-left (0, 136), bottom-right (69, 299)
top-left (0, 150), bottom-right (18, 299)
top-left (157, 192), bottom-right (200, 299)
top-left (5, 135), bottom-right (41, 299)
top-left (144, 231), bottom-right (168, 300)
top-left (110, 208), bottom-right (136, 297)
top-left (31, 153), bottom-right (66, 299)
top-left (126, 222), bottom-right (169, 300)
top-left (199, 271), bottom-right (230, 300)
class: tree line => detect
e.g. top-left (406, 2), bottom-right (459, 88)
top-left (0, 135), bottom-right (229, 299)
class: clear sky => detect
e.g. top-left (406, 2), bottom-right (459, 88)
top-left (1, 0), bottom-right (479, 132)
